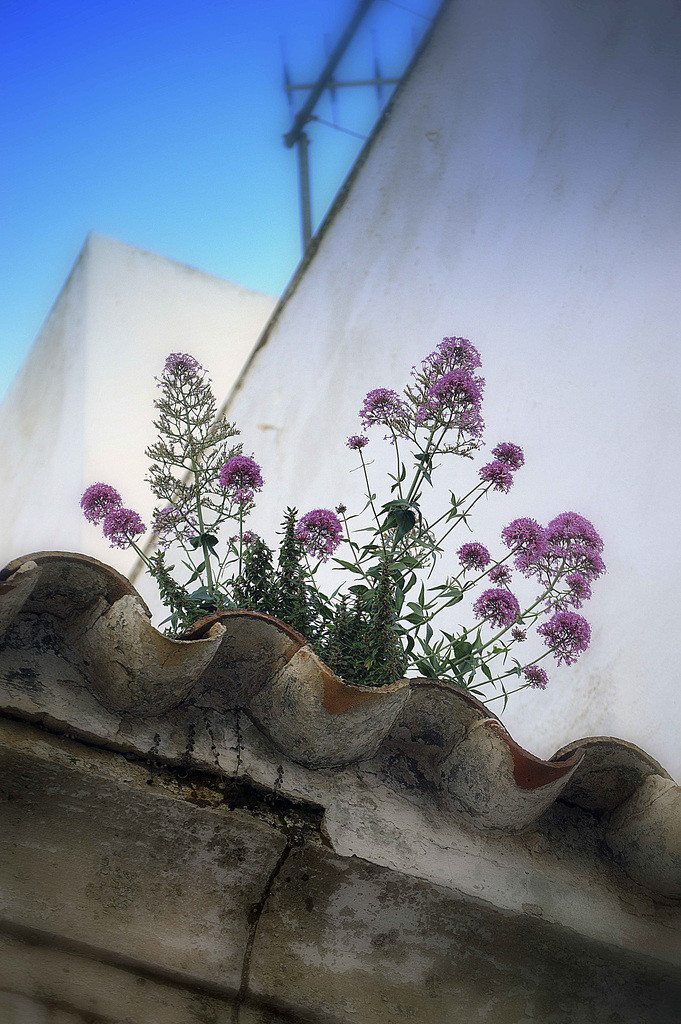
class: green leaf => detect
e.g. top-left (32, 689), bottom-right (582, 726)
top-left (386, 507), bottom-right (417, 542)
top-left (186, 561), bottom-right (206, 584)
top-left (415, 658), bottom-right (436, 678)
top-left (481, 663), bottom-right (493, 682)
top-left (333, 559), bottom-right (362, 573)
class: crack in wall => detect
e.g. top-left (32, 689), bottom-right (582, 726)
top-left (232, 843), bottom-right (292, 1024)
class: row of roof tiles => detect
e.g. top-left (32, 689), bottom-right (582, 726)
top-left (0, 550), bottom-right (679, 900)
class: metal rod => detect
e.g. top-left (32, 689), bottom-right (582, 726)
top-left (283, 0), bottom-right (375, 148)
top-left (297, 131), bottom-right (313, 250)
top-left (284, 77), bottom-right (401, 92)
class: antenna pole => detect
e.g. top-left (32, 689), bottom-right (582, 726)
top-left (297, 131), bottom-right (313, 250)
top-left (283, 0), bottom-right (374, 149)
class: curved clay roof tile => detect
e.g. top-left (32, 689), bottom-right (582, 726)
top-left (1, 551), bottom-right (679, 898)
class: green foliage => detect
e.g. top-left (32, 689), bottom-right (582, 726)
top-left (151, 551), bottom-right (220, 634)
top-left (232, 537), bottom-right (275, 613)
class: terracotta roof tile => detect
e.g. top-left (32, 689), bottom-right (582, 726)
top-left (1, 550), bottom-right (679, 901)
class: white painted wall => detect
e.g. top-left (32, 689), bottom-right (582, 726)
top-left (0, 233), bottom-right (275, 611)
top-left (224, 0), bottom-right (681, 776)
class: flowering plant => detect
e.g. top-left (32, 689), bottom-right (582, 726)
top-left (81, 339), bottom-right (605, 704)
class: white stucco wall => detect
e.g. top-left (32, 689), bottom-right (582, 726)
top-left (223, 0), bottom-right (681, 775)
top-left (0, 251), bottom-right (88, 558)
top-left (0, 233), bottom-right (275, 610)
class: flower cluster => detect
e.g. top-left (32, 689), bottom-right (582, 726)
top-left (362, 336), bottom-right (488, 455)
top-left (102, 507), bottom-right (147, 549)
top-left (295, 508), bottom-right (343, 562)
top-left (415, 368), bottom-right (485, 438)
top-left (523, 665), bottom-right (548, 689)
top-left (501, 518), bottom-right (548, 575)
top-left (479, 460), bottom-right (514, 494)
top-left (80, 483), bottom-right (122, 525)
top-left (457, 542), bottom-right (491, 572)
top-left (420, 336), bottom-right (482, 377)
top-left (489, 564), bottom-right (512, 585)
top-left (491, 441), bottom-right (525, 470)
top-left (543, 512), bottom-right (606, 586)
top-left (359, 389), bottom-right (408, 433)
top-left (478, 441), bottom-right (525, 493)
top-left (537, 611), bottom-right (591, 666)
top-left (81, 483), bottom-right (146, 550)
top-left (473, 588), bottom-right (520, 630)
top-left (219, 456), bottom-right (264, 505)
top-left (163, 352), bottom-right (202, 377)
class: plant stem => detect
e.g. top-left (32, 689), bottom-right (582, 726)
top-left (359, 450), bottom-right (388, 560)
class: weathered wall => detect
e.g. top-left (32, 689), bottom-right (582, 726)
top-left (223, 0), bottom-right (681, 775)
top-left (0, 233), bottom-right (275, 612)
top-left (2, 716), bottom-right (679, 1024)
top-left (0, 252), bottom-right (88, 560)
top-left (1, 556), bottom-right (679, 1022)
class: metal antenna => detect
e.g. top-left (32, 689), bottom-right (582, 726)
top-left (372, 30), bottom-right (383, 107)
top-left (281, 35), bottom-right (313, 250)
top-left (282, 0), bottom-right (402, 254)
top-left (324, 33), bottom-right (339, 126)
top-left (280, 37), bottom-right (294, 117)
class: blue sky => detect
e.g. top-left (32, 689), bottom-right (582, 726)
top-left (1, 0), bottom-right (440, 400)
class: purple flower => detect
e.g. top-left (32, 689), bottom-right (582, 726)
top-left (419, 337), bottom-right (482, 377)
top-left (491, 442), bottom-right (525, 471)
top-left (163, 352), bottom-right (202, 377)
top-left (80, 483), bottom-right (122, 525)
top-left (488, 564), bottom-right (512, 585)
top-left (511, 626), bottom-right (527, 642)
top-left (295, 508), bottom-right (343, 562)
top-left (428, 369), bottom-right (484, 410)
top-left (479, 460), bottom-right (514, 493)
top-left (537, 611), bottom-right (591, 666)
top-left (523, 665), bottom-right (549, 690)
top-left (457, 542), bottom-right (491, 572)
top-left (359, 389), bottom-right (408, 431)
top-left (501, 518), bottom-right (548, 574)
top-left (335, 503), bottom-right (347, 515)
top-left (102, 508), bottom-right (146, 549)
top-left (417, 369), bottom-right (485, 435)
top-left (546, 512), bottom-right (604, 554)
top-left (564, 572), bottom-right (592, 609)
top-left (473, 588), bottom-right (520, 630)
top-left (573, 546), bottom-right (606, 582)
top-left (219, 456), bottom-right (264, 503)
top-left (347, 434), bottom-right (369, 450)
top-left (542, 513), bottom-right (605, 584)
